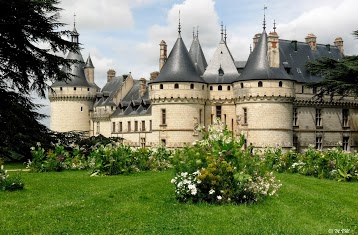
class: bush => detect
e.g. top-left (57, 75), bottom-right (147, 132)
top-left (171, 120), bottom-right (282, 204)
top-left (0, 165), bottom-right (24, 191)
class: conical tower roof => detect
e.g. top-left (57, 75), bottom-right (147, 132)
top-left (238, 30), bottom-right (293, 81)
top-left (189, 34), bottom-right (207, 75)
top-left (85, 54), bottom-right (94, 68)
top-left (203, 37), bottom-right (239, 84)
top-left (150, 35), bottom-right (205, 84)
top-left (52, 27), bottom-right (91, 88)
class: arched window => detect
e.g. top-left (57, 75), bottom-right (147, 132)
top-left (258, 81), bottom-right (263, 87)
top-left (210, 86), bottom-right (213, 91)
top-left (227, 86), bottom-right (231, 91)
top-left (190, 84), bottom-right (194, 89)
top-left (174, 83), bottom-right (179, 89)
top-left (218, 85), bottom-right (222, 91)
top-left (160, 84), bottom-right (163, 89)
top-left (279, 81), bottom-right (283, 87)
top-left (240, 83), bottom-right (244, 88)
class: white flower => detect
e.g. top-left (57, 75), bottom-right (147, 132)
top-left (209, 189), bottom-right (215, 195)
top-left (217, 195), bottom-right (222, 200)
top-left (170, 178), bottom-right (176, 184)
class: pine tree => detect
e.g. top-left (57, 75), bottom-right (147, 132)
top-left (0, 0), bottom-right (79, 160)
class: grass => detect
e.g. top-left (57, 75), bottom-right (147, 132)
top-left (2, 161), bottom-right (27, 170)
top-left (0, 170), bottom-right (357, 235)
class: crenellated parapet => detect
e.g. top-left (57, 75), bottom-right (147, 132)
top-left (49, 86), bottom-right (97, 101)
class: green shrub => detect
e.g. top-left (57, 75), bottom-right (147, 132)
top-left (171, 120), bottom-right (282, 204)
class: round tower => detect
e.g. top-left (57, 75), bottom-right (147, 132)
top-left (234, 29), bottom-right (295, 150)
top-left (49, 26), bottom-right (98, 134)
top-left (149, 25), bottom-right (207, 147)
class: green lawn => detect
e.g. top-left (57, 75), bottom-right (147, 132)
top-left (0, 170), bottom-right (357, 234)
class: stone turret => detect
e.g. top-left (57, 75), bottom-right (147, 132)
top-left (84, 55), bottom-right (95, 84)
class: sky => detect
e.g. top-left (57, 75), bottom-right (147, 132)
top-left (37, 0), bottom-right (358, 127)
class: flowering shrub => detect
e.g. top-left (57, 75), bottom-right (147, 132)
top-left (171, 120), bottom-right (282, 204)
top-left (0, 165), bottom-right (24, 191)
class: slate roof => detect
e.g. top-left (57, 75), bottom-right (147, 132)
top-left (94, 76), bottom-right (124, 107)
top-left (203, 38), bottom-right (240, 84)
top-left (278, 39), bottom-right (343, 83)
top-left (189, 35), bottom-right (208, 75)
top-left (84, 55), bottom-right (94, 68)
top-left (150, 34), bottom-right (205, 84)
top-left (52, 28), bottom-right (94, 88)
top-left (238, 30), bottom-right (293, 81)
top-left (112, 80), bottom-right (152, 116)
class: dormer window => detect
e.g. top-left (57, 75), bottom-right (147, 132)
top-left (174, 83), bottom-right (179, 89)
top-left (258, 81), bottom-right (263, 87)
top-left (218, 66), bottom-right (224, 76)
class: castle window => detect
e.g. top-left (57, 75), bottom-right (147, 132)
top-left (60, 87), bottom-right (62, 91)
top-left (199, 109), bottom-right (202, 125)
top-left (128, 121), bottom-right (131, 132)
top-left (142, 121), bottom-right (145, 131)
top-left (293, 135), bottom-right (299, 150)
top-left (134, 121), bottom-right (138, 132)
top-left (150, 85), bottom-right (152, 90)
top-left (240, 83), bottom-right (244, 88)
top-left (112, 122), bottom-right (116, 132)
top-left (160, 84), bottom-right (163, 89)
top-left (279, 81), bottom-right (283, 87)
top-left (161, 139), bottom-right (166, 146)
top-left (202, 85), bottom-right (205, 90)
top-left (174, 83), bottom-right (179, 89)
top-left (161, 109), bottom-right (166, 125)
top-left (141, 138), bottom-right (146, 148)
top-left (87, 88), bottom-right (90, 91)
top-left (81, 107), bottom-right (83, 112)
top-left (227, 86), bottom-right (231, 91)
top-left (216, 106), bottom-right (222, 120)
top-left (243, 108), bottom-right (247, 124)
top-left (210, 86), bottom-right (213, 91)
top-left (342, 109), bottom-right (349, 127)
top-left (343, 136), bottom-right (349, 151)
top-left (224, 114), bottom-right (227, 125)
top-left (150, 120), bottom-right (152, 131)
top-left (293, 108), bottom-right (298, 126)
top-left (258, 81), bottom-right (263, 87)
top-left (96, 122), bottom-right (100, 134)
top-left (315, 109), bottom-right (322, 127)
top-left (190, 84), bottom-right (194, 89)
top-left (315, 136), bottom-right (322, 149)
top-left (74, 87), bottom-right (77, 91)
top-left (301, 86), bottom-right (304, 94)
top-left (119, 122), bottom-right (123, 132)
top-left (313, 87), bottom-right (317, 94)
top-left (218, 85), bottom-right (222, 91)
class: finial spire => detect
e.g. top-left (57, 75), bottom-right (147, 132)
top-left (263, 6), bottom-right (267, 30)
top-left (224, 26), bottom-right (227, 42)
top-left (74, 13), bottom-right (76, 28)
top-left (197, 26), bottom-right (199, 38)
top-left (273, 19), bottom-right (276, 32)
top-left (193, 27), bottom-right (195, 39)
top-left (178, 10), bottom-right (181, 37)
top-left (221, 21), bottom-right (224, 40)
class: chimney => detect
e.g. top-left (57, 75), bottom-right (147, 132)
top-left (334, 37), bottom-right (344, 54)
top-left (252, 33), bottom-right (261, 49)
top-left (107, 69), bottom-right (116, 82)
top-left (326, 44), bottom-right (331, 52)
top-left (150, 71), bottom-right (159, 81)
top-left (305, 33), bottom-right (317, 51)
top-left (139, 78), bottom-right (146, 97)
top-left (159, 40), bottom-right (167, 71)
top-left (291, 40), bottom-right (298, 52)
top-left (268, 31), bottom-right (280, 68)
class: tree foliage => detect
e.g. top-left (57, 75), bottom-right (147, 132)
top-left (306, 31), bottom-right (358, 100)
top-left (0, 0), bottom-right (79, 161)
